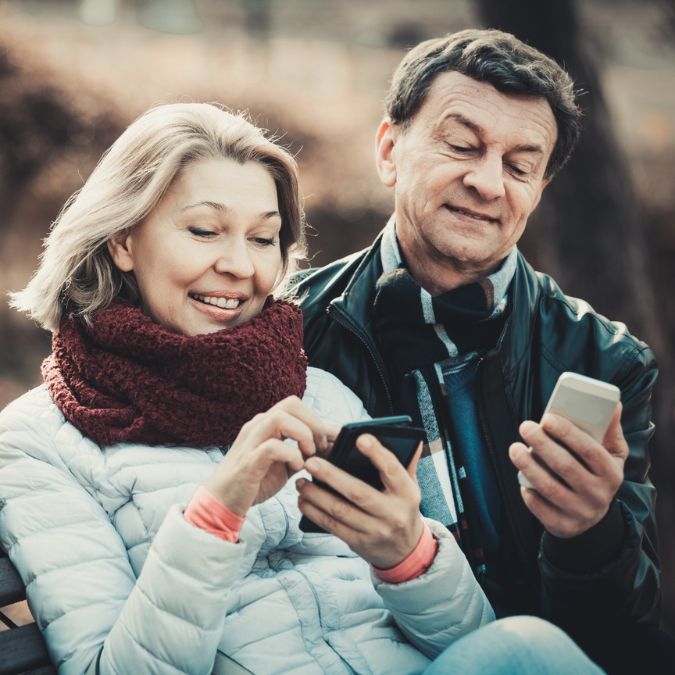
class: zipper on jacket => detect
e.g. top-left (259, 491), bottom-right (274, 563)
top-left (327, 304), bottom-right (395, 414)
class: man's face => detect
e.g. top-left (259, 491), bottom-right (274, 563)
top-left (376, 71), bottom-right (557, 293)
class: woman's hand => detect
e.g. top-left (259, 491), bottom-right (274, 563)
top-left (296, 434), bottom-right (424, 569)
top-left (203, 396), bottom-right (336, 517)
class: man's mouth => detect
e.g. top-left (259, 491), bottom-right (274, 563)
top-left (445, 204), bottom-right (500, 224)
top-left (189, 293), bottom-right (244, 310)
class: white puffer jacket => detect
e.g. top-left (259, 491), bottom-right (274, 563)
top-left (0, 367), bottom-right (493, 675)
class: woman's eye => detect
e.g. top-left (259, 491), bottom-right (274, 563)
top-left (188, 226), bottom-right (216, 237)
top-left (252, 236), bottom-right (276, 247)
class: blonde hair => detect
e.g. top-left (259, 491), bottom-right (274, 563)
top-left (10, 103), bottom-right (305, 331)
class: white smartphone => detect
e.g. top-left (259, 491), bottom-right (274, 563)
top-left (518, 372), bottom-right (621, 489)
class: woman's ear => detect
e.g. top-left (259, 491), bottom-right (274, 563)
top-left (107, 231), bottom-right (134, 272)
top-left (375, 118), bottom-right (398, 188)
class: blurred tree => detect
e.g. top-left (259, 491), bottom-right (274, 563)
top-left (660, 0), bottom-right (675, 40)
top-left (475, 0), bottom-right (675, 636)
top-left (0, 41), bottom-right (120, 234)
top-left (243, 0), bottom-right (272, 39)
top-left (0, 36), bottom-right (123, 401)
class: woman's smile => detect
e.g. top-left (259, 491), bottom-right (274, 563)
top-left (188, 291), bottom-right (248, 324)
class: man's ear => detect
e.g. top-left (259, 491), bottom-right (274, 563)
top-left (107, 231), bottom-right (134, 272)
top-left (375, 118), bottom-right (398, 188)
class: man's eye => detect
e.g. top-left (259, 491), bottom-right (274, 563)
top-left (188, 226), bottom-right (216, 237)
top-left (450, 144), bottom-right (473, 153)
top-left (507, 164), bottom-right (528, 177)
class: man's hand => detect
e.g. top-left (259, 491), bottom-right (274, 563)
top-left (508, 403), bottom-right (628, 538)
top-left (296, 434), bottom-right (424, 569)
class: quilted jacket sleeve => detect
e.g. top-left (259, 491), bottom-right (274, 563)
top-left (372, 519), bottom-right (494, 659)
top-left (0, 392), bottom-right (247, 675)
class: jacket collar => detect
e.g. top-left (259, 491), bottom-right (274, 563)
top-left (330, 224), bottom-right (542, 370)
top-left (328, 230), bottom-right (385, 322)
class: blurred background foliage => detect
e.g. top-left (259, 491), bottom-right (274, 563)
top-left (0, 0), bottom-right (674, 634)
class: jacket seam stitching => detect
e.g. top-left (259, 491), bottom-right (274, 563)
top-left (116, 619), bottom-right (193, 674)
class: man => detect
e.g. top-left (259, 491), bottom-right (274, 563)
top-left (295, 29), bottom-right (671, 673)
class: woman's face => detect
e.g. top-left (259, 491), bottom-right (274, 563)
top-left (109, 157), bottom-right (284, 336)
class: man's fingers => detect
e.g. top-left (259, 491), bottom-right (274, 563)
top-left (602, 403), bottom-right (628, 460)
top-left (508, 440), bottom-right (575, 507)
top-left (522, 416), bottom-right (612, 477)
top-left (518, 421), bottom-right (589, 489)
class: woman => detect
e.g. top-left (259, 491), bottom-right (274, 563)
top-left (1, 103), bottom-right (600, 675)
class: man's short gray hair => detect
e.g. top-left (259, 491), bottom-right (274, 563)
top-left (385, 29), bottom-right (582, 177)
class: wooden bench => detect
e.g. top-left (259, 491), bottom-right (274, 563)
top-left (0, 546), bottom-right (55, 675)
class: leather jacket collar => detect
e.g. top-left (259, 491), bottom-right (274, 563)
top-left (318, 229), bottom-right (543, 375)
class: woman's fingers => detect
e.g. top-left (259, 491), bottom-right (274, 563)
top-left (296, 476), bottom-right (374, 534)
top-left (355, 434), bottom-right (416, 494)
top-left (237, 396), bottom-right (334, 456)
top-left (252, 438), bottom-right (305, 474)
top-left (274, 396), bottom-right (332, 452)
top-left (301, 434), bottom-right (420, 520)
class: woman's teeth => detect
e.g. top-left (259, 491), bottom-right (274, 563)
top-left (192, 294), bottom-right (242, 309)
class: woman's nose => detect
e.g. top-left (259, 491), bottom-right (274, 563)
top-left (213, 239), bottom-right (255, 278)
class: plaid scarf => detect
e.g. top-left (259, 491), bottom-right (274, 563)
top-left (372, 217), bottom-right (516, 568)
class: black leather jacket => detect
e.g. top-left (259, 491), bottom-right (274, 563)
top-left (296, 232), bottom-right (660, 641)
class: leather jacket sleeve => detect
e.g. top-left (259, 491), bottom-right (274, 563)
top-left (537, 345), bottom-right (660, 635)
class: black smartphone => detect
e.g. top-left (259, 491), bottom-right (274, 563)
top-left (299, 415), bottom-right (426, 533)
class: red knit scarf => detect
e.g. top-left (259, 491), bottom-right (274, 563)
top-left (42, 299), bottom-right (307, 448)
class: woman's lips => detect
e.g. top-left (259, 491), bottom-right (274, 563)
top-left (191, 292), bottom-right (243, 309)
top-left (188, 295), bottom-right (246, 322)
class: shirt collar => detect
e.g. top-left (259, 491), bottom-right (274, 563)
top-left (380, 215), bottom-right (517, 317)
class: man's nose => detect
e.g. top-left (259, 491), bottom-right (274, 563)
top-left (462, 153), bottom-right (506, 201)
top-left (213, 239), bottom-right (255, 278)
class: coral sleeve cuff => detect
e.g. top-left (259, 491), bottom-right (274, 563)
top-left (184, 485), bottom-right (245, 543)
top-left (373, 521), bottom-right (439, 583)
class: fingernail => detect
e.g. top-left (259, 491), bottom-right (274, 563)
top-left (305, 457), bottom-right (319, 472)
top-left (542, 413), bottom-right (559, 430)
top-left (296, 477), bottom-right (307, 489)
top-left (358, 434), bottom-right (374, 449)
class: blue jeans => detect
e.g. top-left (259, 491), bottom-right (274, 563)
top-left (424, 616), bottom-right (604, 674)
